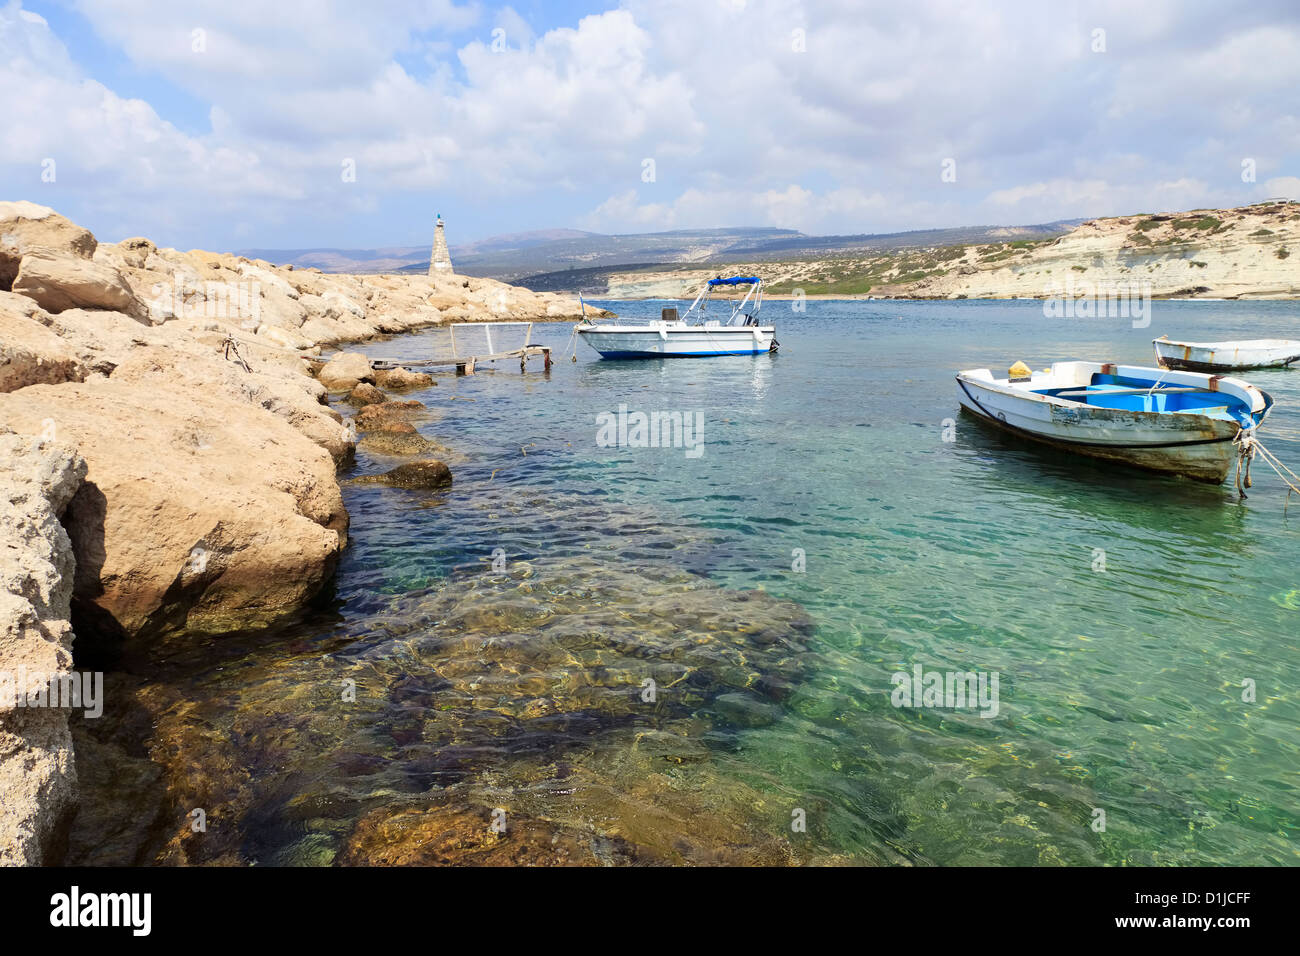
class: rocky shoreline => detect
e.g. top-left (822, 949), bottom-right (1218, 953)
top-left (0, 200), bottom-right (606, 865)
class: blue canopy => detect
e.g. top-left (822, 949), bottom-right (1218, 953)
top-left (707, 276), bottom-right (761, 286)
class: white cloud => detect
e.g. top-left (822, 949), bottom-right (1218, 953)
top-left (0, 2), bottom-right (297, 239)
top-left (581, 184), bottom-right (896, 234)
top-left (1, 0), bottom-right (1297, 247)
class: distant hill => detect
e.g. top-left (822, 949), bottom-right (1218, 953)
top-left (233, 204), bottom-right (1299, 299)
top-left (581, 202), bottom-right (1300, 300)
top-left (518, 220), bottom-right (1085, 292)
top-left (237, 226), bottom-right (804, 279)
top-left (453, 228), bottom-right (599, 255)
top-left (238, 220), bottom-right (1086, 287)
top-left (234, 245), bottom-right (428, 274)
top-left (446, 226), bottom-right (806, 282)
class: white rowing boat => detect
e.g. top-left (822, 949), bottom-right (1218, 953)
top-left (955, 361), bottom-right (1273, 482)
top-left (1153, 336), bottom-right (1300, 371)
top-left (576, 276), bottom-right (777, 358)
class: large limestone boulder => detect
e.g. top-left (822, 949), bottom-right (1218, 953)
top-left (252, 286), bottom-right (309, 334)
top-left (345, 383), bottom-right (386, 407)
top-left (0, 201), bottom-right (96, 291)
top-left (423, 292), bottom-right (467, 311)
top-left (0, 380), bottom-right (348, 642)
top-left (109, 345), bottom-right (355, 466)
top-left (0, 431), bottom-right (86, 866)
top-left (0, 296), bottom-right (85, 392)
top-left (37, 307), bottom-right (176, 377)
top-left (12, 252), bottom-right (148, 321)
top-left (109, 237), bottom-right (157, 270)
top-left (250, 324), bottom-right (313, 352)
top-left (317, 351), bottom-right (373, 390)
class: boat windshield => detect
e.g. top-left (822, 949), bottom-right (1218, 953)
top-left (682, 277), bottom-right (764, 327)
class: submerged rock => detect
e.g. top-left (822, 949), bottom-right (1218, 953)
top-left (338, 804), bottom-right (647, 866)
top-left (357, 422), bottom-right (446, 457)
top-left (712, 691), bottom-right (784, 728)
top-left (354, 400), bottom-right (426, 431)
top-left (355, 460), bottom-right (452, 489)
top-left (63, 488), bottom-right (824, 867)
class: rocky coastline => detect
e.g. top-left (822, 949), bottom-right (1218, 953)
top-left (0, 200), bottom-right (606, 864)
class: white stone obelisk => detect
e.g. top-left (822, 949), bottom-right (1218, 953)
top-left (428, 213), bottom-right (453, 275)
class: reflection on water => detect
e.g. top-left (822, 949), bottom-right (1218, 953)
top-left (69, 300), bottom-right (1300, 866)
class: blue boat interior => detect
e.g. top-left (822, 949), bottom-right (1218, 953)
top-left (1034, 373), bottom-right (1264, 427)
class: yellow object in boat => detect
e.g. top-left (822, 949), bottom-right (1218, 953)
top-left (1008, 360), bottom-right (1032, 381)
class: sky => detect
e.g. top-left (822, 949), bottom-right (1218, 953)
top-left (2, 0), bottom-right (1299, 251)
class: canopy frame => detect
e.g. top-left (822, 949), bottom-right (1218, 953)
top-left (681, 276), bottom-right (764, 327)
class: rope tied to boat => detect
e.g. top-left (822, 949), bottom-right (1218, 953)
top-left (1233, 430), bottom-right (1256, 497)
top-left (1235, 430), bottom-right (1300, 507)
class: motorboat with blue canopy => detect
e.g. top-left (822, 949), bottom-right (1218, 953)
top-left (956, 360), bottom-right (1273, 483)
top-left (576, 276), bottom-right (777, 358)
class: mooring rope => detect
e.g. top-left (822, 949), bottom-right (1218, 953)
top-left (1234, 430), bottom-right (1300, 505)
top-left (1233, 431), bottom-right (1255, 497)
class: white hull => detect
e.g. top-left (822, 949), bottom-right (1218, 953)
top-left (1153, 337), bottom-right (1300, 371)
top-left (956, 361), bottom-right (1271, 482)
top-left (578, 323), bottom-right (776, 358)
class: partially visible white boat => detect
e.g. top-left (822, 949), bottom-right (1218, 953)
top-left (1153, 336), bottom-right (1300, 371)
top-left (956, 360), bottom-right (1273, 483)
top-left (576, 276), bottom-right (777, 358)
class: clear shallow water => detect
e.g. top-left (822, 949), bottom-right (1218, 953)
top-left (72, 299), bottom-right (1300, 865)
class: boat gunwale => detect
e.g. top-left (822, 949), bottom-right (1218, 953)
top-left (1153, 337), bottom-right (1300, 350)
top-left (577, 323), bottom-right (776, 334)
top-left (956, 361), bottom-right (1268, 417)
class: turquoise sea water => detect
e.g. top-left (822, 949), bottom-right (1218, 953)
top-left (73, 299), bottom-right (1300, 865)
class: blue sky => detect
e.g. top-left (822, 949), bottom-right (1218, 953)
top-left (3, 0), bottom-right (1298, 251)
